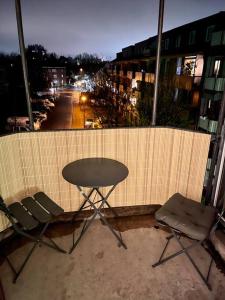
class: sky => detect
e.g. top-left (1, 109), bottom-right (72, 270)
top-left (1, 0), bottom-right (225, 59)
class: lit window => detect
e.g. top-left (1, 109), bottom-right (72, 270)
top-left (176, 57), bottom-right (182, 75)
top-left (213, 59), bottom-right (221, 77)
top-left (189, 30), bottom-right (196, 45)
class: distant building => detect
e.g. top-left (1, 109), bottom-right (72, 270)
top-left (104, 11), bottom-right (225, 133)
top-left (42, 67), bottom-right (66, 88)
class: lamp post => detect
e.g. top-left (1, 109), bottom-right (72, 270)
top-left (80, 95), bottom-right (87, 128)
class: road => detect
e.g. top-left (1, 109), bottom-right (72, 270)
top-left (41, 88), bottom-right (95, 130)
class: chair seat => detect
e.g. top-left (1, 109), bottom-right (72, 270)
top-left (155, 193), bottom-right (217, 240)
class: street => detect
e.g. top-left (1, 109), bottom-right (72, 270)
top-left (41, 88), bottom-right (96, 130)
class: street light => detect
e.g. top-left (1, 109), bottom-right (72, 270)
top-left (80, 95), bottom-right (87, 128)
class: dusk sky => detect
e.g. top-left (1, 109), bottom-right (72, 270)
top-left (1, 0), bottom-right (225, 59)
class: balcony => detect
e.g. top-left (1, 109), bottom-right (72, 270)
top-left (127, 71), bottom-right (133, 80)
top-left (0, 128), bottom-right (224, 299)
top-left (145, 73), bottom-right (155, 84)
top-left (174, 75), bottom-right (193, 91)
top-left (135, 72), bottom-right (143, 81)
top-left (204, 78), bottom-right (225, 92)
top-left (198, 116), bottom-right (218, 134)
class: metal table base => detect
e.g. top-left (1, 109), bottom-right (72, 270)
top-left (69, 184), bottom-right (127, 254)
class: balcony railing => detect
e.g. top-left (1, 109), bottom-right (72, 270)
top-left (204, 77), bottom-right (225, 92)
top-left (198, 116), bottom-right (218, 133)
top-left (135, 72), bottom-right (143, 81)
top-left (145, 73), bottom-right (155, 84)
top-left (174, 75), bottom-right (193, 91)
top-left (127, 71), bottom-right (133, 80)
top-left (0, 128), bottom-right (210, 231)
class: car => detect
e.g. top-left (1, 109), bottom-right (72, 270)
top-left (7, 116), bottom-right (29, 126)
top-left (32, 99), bottom-right (55, 109)
top-left (32, 103), bottom-right (51, 112)
top-left (6, 116), bottom-right (41, 130)
top-left (85, 118), bottom-right (94, 128)
top-left (12, 125), bottom-right (31, 132)
top-left (32, 111), bottom-right (47, 123)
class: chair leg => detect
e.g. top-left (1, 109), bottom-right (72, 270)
top-left (152, 227), bottom-right (212, 290)
top-left (13, 241), bottom-right (38, 283)
top-left (7, 223), bottom-right (66, 282)
top-left (152, 234), bottom-right (173, 267)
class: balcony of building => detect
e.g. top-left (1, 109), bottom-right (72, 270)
top-left (198, 116), bottom-right (218, 134)
top-left (0, 127), bottom-right (225, 299)
top-left (204, 78), bottom-right (225, 92)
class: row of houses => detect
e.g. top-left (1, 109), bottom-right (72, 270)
top-left (101, 11), bottom-right (225, 132)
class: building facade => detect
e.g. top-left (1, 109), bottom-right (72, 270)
top-left (42, 67), bottom-right (66, 88)
top-left (102, 11), bottom-right (225, 131)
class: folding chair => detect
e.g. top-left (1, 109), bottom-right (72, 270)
top-left (152, 193), bottom-right (218, 290)
top-left (0, 192), bottom-right (66, 283)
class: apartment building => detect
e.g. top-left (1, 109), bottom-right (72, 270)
top-left (105, 11), bottom-right (225, 131)
top-left (42, 66), bottom-right (66, 88)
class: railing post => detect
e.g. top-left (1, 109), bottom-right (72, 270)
top-left (151, 0), bottom-right (164, 126)
top-left (206, 83), bottom-right (225, 205)
top-left (15, 0), bottom-right (34, 131)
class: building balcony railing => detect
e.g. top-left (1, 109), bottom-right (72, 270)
top-left (174, 75), bottom-right (193, 91)
top-left (145, 73), bottom-right (155, 84)
top-left (135, 72), bottom-right (143, 81)
top-left (0, 128), bottom-right (210, 231)
top-left (127, 71), bottom-right (133, 80)
top-left (198, 116), bottom-right (218, 134)
top-left (204, 77), bottom-right (225, 92)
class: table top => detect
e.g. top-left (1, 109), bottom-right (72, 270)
top-left (62, 157), bottom-right (129, 188)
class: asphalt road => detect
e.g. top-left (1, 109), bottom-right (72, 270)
top-left (41, 88), bottom-right (96, 130)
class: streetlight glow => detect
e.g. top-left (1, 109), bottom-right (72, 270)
top-left (81, 95), bottom-right (87, 102)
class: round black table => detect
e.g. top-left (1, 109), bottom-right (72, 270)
top-left (62, 157), bottom-right (129, 188)
top-left (62, 157), bottom-right (128, 253)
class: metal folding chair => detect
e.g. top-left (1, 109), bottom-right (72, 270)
top-left (0, 192), bottom-right (66, 283)
top-left (152, 193), bottom-right (219, 290)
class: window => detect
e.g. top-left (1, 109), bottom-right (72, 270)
top-left (164, 38), bottom-right (169, 50)
top-left (205, 25), bottom-right (215, 42)
top-left (175, 35), bottom-right (181, 48)
top-left (189, 30), bottom-right (196, 45)
top-left (53, 74), bottom-right (57, 79)
top-left (52, 69), bottom-right (57, 73)
top-left (176, 57), bottom-right (182, 75)
top-left (213, 59), bottom-right (221, 77)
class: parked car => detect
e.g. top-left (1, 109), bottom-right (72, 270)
top-left (7, 116), bottom-right (41, 130)
top-left (32, 99), bottom-right (55, 109)
top-left (85, 118), bottom-right (94, 128)
top-left (12, 126), bottom-right (31, 132)
top-left (32, 111), bottom-right (47, 123)
top-left (32, 103), bottom-right (51, 112)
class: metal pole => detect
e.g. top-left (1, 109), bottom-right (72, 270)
top-left (15, 0), bottom-right (34, 131)
top-left (151, 0), bottom-right (164, 126)
top-left (207, 84), bottom-right (225, 205)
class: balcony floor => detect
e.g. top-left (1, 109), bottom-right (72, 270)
top-left (0, 215), bottom-right (225, 300)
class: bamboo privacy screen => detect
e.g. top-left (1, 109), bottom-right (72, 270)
top-left (0, 127), bottom-right (210, 231)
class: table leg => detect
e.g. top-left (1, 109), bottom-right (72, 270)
top-left (70, 185), bottom-right (127, 252)
top-left (95, 188), bottom-right (119, 217)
